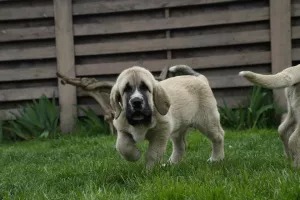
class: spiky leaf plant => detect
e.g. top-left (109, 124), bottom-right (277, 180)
top-left (219, 86), bottom-right (278, 130)
top-left (5, 94), bottom-right (60, 140)
top-left (75, 106), bottom-right (110, 136)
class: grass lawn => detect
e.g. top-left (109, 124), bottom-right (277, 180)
top-left (1, 129), bottom-right (300, 199)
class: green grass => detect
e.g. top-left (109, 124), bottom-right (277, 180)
top-left (1, 129), bottom-right (300, 200)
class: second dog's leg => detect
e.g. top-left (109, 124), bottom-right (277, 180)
top-left (288, 98), bottom-right (300, 167)
top-left (279, 113), bottom-right (295, 158)
top-left (279, 89), bottom-right (294, 158)
top-left (288, 125), bottom-right (300, 167)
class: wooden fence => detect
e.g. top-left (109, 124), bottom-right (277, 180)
top-left (0, 0), bottom-right (297, 132)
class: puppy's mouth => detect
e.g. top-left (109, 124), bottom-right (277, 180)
top-left (132, 112), bottom-right (145, 121)
top-left (126, 110), bottom-right (152, 126)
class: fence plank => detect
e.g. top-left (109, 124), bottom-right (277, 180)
top-left (76, 30), bottom-right (270, 56)
top-left (54, 0), bottom-right (77, 133)
top-left (0, 3), bottom-right (53, 20)
top-left (292, 48), bottom-right (300, 60)
top-left (292, 2), bottom-right (300, 16)
top-left (0, 0), bottom-right (244, 21)
top-left (0, 46), bottom-right (55, 62)
top-left (74, 7), bottom-right (268, 37)
top-left (0, 87), bottom-right (57, 102)
top-left (292, 26), bottom-right (300, 39)
top-left (0, 66), bottom-right (56, 82)
top-left (0, 26), bottom-right (55, 42)
top-left (0, 30), bottom-right (269, 61)
top-left (208, 75), bottom-right (251, 89)
top-left (270, 0), bottom-right (292, 110)
top-left (77, 51), bottom-right (271, 76)
top-left (73, 0), bottom-right (240, 16)
top-left (0, 7), bottom-right (268, 42)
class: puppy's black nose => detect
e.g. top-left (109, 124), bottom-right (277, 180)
top-left (131, 97), bottom-right (143, 109)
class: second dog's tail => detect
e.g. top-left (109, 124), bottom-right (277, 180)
top-left (239, 65), bottom-right (300, 89)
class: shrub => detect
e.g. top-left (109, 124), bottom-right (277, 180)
top-left (219, 86), bottom-right (279, 130)
top-left (75, 106), bottom-right (110, 136)
top-left (0, 121), bottom-right (3, 142)
top-left (5, 94), bottom-right (60, 140)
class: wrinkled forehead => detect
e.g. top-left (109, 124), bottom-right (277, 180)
top-left (117, 68), bottom-right (154, 88)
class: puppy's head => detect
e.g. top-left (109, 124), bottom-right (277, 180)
top-left (110, 66), bottom-right (171, 126)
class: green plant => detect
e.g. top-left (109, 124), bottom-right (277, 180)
top-left (75, 106), bottom-right (110, 136)
top-left (0, 121), bottom-right (3, 142)
top-left (5, 94), bottom-right (60, 140)
top-left (219, 86), bottom-right (278, 130)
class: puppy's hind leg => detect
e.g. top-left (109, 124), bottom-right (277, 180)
top-left (206, 126), bottom-right (225, 162)
top-left (197, 108), bottom-right (225, 162)
top-left (169, 128), bottom-right (188, 164)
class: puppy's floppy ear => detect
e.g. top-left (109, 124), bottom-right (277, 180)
top-left (153, 82), bottom-right (171, 115)
top-left (110, 84), bottom-right (122, 119)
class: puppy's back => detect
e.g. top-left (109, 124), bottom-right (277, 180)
top-left (160, 75), bottom-right (211, 95)
top-left (160, 76), bottom-right (217, 124)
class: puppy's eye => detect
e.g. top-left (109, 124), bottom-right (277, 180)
top-left (140, 82), bottom-right (149, 92)
top-left (124, 83), bottom-right (132, 92)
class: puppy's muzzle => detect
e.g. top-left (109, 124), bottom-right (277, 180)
top-left (126, 96), bottom-right (151, 125)
top-left (130, 97), bottom-right (144, 110)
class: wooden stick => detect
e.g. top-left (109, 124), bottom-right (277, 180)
top-left (57, 72), bottom-right (114, 93)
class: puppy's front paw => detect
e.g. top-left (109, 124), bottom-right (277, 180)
top-left (161, 162), bottom-right (171, 168)
top-left (207, 157), bottom-right (224, 163)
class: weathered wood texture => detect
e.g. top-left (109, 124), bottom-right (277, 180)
top-left (292, 0), bottom-right (300, 67)
top-left (53, 0), bottom-right (77, 133)
top-left (0, 0), bottom-right (294, 123)
top-left (270, 0), bottom-right (292, 110)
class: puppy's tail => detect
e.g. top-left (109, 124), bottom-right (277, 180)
top-left (169, 65), bottom-right (209, 85)
top-left (169, 65), bottom-right (200, 76)
top-left (239, 65), bottom-right (300, 89)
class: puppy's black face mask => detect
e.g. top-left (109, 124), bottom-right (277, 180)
top-left (124, 82), bottom-right (152, 126)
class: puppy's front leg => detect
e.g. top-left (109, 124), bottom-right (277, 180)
top-left (116, 131), bottom-right (141, 162)
top-left (146, 135), bottom-right (169, 169)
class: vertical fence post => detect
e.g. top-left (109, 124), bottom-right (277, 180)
top-left (53, 0), bottom-right (77, 133)
top-left (164, 8), bottom-right (172, 60)
top-left (270, 0), bottom-right (292, 111)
